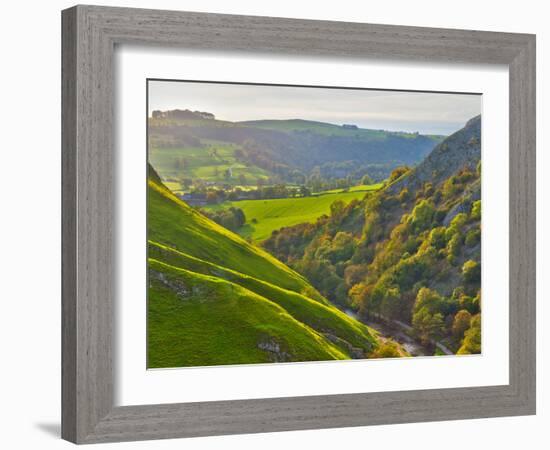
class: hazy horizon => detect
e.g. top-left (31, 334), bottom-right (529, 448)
top-left (148, 80), bottom-right (481, 136)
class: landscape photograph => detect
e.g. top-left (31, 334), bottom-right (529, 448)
top-left (146, 80), bottom-right (482, 368)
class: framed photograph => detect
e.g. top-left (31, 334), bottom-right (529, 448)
top-left (62, 5), bottom-right (536, 444)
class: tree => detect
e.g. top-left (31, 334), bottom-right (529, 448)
top-left (388, 166), bottom-right (410, 183)
top-left (298, 185), bottom-right (311, 197)
top-left (229, 207), bottom-right (246, 228)
top-left (361, 173), bottom-right (374, 185)
top-left (330, 200), bottom-right (346, 222)
top-left (458, 314), bottom-right (481, 354)
top-left (462, 260), bottom-right (481, 283)
top-left (470, 200), bottom-right (481, 221)
top-left (429, 227), bottom-right (447, 249)
top-left (413, 287), bottom-right (443, 315)
top-left (442, 175), bottom-right (459, 199)
top-left (398, 187), bottom-right (411, 203)
top-left (450, 212), bottom-right (468, 230)
top-left (380, 287), bottom-right (402, 321)
top-left (412, 307), bottom-right (445, 344)
top-left (446, 233), bottom-right (462, 265)
top-left (408, 200), bottom-right (435, 232)
top-left (343, 264), bottom-right (368, 287)
top-left (452, 309), bottom-right (472, 340)
top-left (465, 227), bottom-right (481, 247)
top-left (206, 191), bottom-right (218, 204)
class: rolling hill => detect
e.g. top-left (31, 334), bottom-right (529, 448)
top-left (147, 168), bottom-right (379, 367)
top-left (148, 111), bottom-right (445, 184)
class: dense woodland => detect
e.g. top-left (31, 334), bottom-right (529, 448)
top-left (264, 116), bottom-right (482, 353)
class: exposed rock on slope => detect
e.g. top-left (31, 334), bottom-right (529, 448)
top-left (387, 115), bottom-right (481, 194)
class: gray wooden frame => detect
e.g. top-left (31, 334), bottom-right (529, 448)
top-left (61, 4), bottom-right (536, 444)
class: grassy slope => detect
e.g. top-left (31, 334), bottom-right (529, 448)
top-left (147, 178), bottom-right (377, 367)
top-left (149, 143), bottom-right (271, 184)
top-left (149, 242), bottom-right (375, 349)
top-left (148, 179), bottom-right (316, 296)
top-left (203, 187), bottom-right (380, 242)
top-left (148, 260), bottom-right (348, 367)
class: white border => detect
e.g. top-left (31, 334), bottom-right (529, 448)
top-left (114, 46), bottom-right (509, 406)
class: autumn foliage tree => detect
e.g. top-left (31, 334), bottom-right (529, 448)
top-left (452, 309), bottom-right (472, 340)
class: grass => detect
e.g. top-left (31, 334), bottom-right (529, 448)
top-left (148, 179), bottom-right (316, 295)
top-left (203, 187), bottom-right (380, 242)
top-left (148, 144), bottom-right (271, 185)
top-left (147, 175), bottom-right (378, 367)
top-left (149, 242), bottom-right (376, 349)
top-left (314, 183), bottom-right (384, 194)
top-left (162, 181), bottom-right (184, 194)
top-left (148, 260), bottom-right (349, 368)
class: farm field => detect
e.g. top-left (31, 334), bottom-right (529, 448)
top-left (149, 144), bottom-right (272, 185)
top-left (203, 186), bottom-right (380, 242)
top-left (315, 183), bottom-right (384, 194)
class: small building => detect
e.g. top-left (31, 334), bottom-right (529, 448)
top-left (342, 124), bottom-right (358, 130)
top-left (179, 192), bottom-right (208, 207)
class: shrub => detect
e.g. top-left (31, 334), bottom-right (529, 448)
top-left (369, 340), bottom-right (402, 358)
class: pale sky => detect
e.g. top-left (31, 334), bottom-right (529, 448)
top-left (148, 80), bottom-right (481, 136)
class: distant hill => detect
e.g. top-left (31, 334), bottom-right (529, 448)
top-left (386, 115), bottom-right (481, 194)
top-left (148, 111), bottom-right (445, 183)
top-left (147, 167), bottom-right (380, 367)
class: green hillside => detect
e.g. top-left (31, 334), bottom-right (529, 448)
top-left (239, 119), bottom-right (441, 140)
top-left (149, 143), bottom-right (272, 188)
top-left (203, 185), bottom-right (381, 242)
top-left (147, 175), bottom-right (378, 367)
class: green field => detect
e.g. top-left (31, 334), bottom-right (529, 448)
top-left (203, 186), bottom-right (380, 242)
top-left (147, 171), bottom-right (378, 368)
top-left (314, 183), bottom-right (384, 194)
top-left (149, 144), bottom-right (271, 185)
